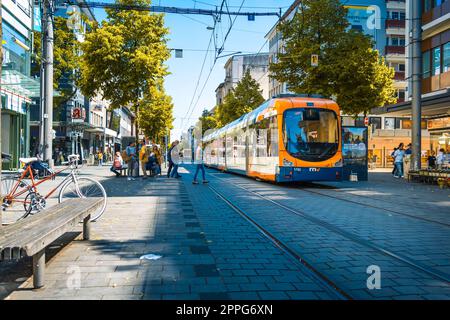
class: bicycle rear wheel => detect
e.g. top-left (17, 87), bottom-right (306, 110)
top-left (1, 176), bottom-right (31, 224)
top-left (58, 177), bottom-right (107, 222)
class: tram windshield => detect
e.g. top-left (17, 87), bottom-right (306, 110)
top-left (283, 108), bottom-right (339, 162)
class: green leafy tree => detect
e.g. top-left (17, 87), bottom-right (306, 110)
top-left (138, 84), bottom-right (174, 144)
top-left (32, 17), bottom-right (82, 108)
top-left (79, 0), bottom-right (170, 112)
top-left (198, 109), bottom-right (218, 134)
top-left (216, 70), bottom-right (265, 126)
top-left (330, 32), bottom-right (397, 115)
top-left (269, 0), bottom-right (397, 116)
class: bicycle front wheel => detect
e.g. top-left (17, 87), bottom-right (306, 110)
top-left (58, 177), bottom-right (107, 222)
top-left (1, 176), bottom-right (31, 224)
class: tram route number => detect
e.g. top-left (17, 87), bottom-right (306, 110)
top-left (176, 304), bottom-right (273, 317)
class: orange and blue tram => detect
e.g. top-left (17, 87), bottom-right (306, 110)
top-left (202, 94), bottom-right (343, 182)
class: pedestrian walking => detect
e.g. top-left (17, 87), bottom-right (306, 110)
top-left (110, 151), bottom-right (124, 177)
top-left (436, 148), bottom-right (446, 170)
top-left (404, 143), bottom-right (412, 177)
top-left (126, 142), bottom-right (137, 181)
top-left (167, 140), bottom-right (180, 178)
top-left (98, 151), bottom-right (104, 167)
top-left (139, 141), bottom-right (150, 179)
top-left (192, 143), bottom-right (209, 185)
top-left (391, 147), bottom-right (398, 176)
top-left (170, 141), bottom-right (182, 178)
top-left (393, 143), bottom-right (405, 178)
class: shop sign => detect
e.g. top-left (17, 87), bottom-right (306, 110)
top-left (427, 117), bottom-right (450, 130)
top-left (71, 106), bottom-right (86, 122)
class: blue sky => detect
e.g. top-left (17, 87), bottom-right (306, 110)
top-left (93, 0), bottom-right (293, 141)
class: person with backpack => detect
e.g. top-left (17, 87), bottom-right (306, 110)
top-left (126, 142), bottom-right (137, 181)
top-left (110, 151), bottom-right (124, 177)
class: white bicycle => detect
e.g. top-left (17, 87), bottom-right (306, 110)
top-left (1, 154), bottom-right (107, 224)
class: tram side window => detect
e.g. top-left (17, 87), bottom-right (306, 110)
top-left (268, 116), bottom-right (278, 158)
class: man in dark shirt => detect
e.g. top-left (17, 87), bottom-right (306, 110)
top-left (428, 151), bottom-right (437, 169)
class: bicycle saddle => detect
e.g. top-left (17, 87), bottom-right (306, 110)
top-left (19, 157), bottom-right (38, 164)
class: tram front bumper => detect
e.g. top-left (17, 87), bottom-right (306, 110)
top-left (276, 166), bottom-right (343, 182)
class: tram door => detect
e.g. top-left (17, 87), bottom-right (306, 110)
top-left (245, 131), bottom-right (250, 174)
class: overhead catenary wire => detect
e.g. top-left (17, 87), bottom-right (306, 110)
top-left (180, 30), bottom-right (215, 130)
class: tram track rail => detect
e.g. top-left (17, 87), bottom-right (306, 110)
top-left (207, 183), bottom-right (352, 300)
top-left (207, 171), bottom-right (450, 286)
top-left (298, 184), bottom-right (450, 228)
top-left (208, 170), bottom-right (450, 228)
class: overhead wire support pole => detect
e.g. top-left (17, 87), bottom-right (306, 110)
top-left (43, 0), bottom-right (55, 168)
top-left (410, 0), bottom-right (422, 171)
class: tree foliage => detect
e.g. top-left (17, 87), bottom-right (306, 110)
top-left (138, 83), bottom-right (174, 143)
top-left (215, 70), bottom-right (265, 126)
top-left (198, 109), bottom-right (218, 134)
top-left (32, 17), bottom-right (82, 107)
top-left (79, 0), bottom-right (170, 110)
top-left (269, 0), bottom-right (397, 116)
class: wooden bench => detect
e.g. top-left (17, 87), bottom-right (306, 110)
top-left (0, 198), bottom-right (103, 289)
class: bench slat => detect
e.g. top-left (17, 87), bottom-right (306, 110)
top-left (0, 200), bottom-right (87, 249)
top-left (0, 198), bottom-right (103, 260)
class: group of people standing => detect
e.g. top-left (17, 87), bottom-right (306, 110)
top-left (109, 139), bottom-right (209, 184)
top-left (391, 143), bottom-right (447, 178)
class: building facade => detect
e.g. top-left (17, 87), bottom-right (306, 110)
top-left (1, 0), bottom-right (38, 170)
top-left (265, 0), bottom-right (413, 167)
top-left (266, 0), bottom-right (399, 98)
top-left (215, 53), bottom-right (270, 105)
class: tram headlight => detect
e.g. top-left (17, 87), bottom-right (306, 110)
top-left (275, 165), bottom-right (280, 175)
top-left (334, 159), bottom-right (343, 167)
top-left (283, 158), bottom-right (293, 167)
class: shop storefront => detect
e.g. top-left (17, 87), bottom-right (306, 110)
top-left (1, 6), bottom-right (38, 170)
top-left (428, 117), bottom-right (450, 155)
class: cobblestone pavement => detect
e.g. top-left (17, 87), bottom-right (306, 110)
top-left (1, 165), bottom-right (449, 300)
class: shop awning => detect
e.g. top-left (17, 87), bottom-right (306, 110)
top-left (1, 69), bottom-right (40, 98)
top-left (371, 90), bottom-right (450, 119)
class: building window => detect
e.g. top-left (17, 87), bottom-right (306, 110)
top-left (443, 42), bottom-right (450, 73)
top-left (369, 117), bottom-right (381, 129)
top-left (398, 90), bottom-right (405, 101)
top-left (355, 117), bottom-right (365, 127)
top-left (432, 47), bottom-right (441, 75)
top-left (423, 50), bottom-right (431, 78)
top-left (384, 118), bottom-right (395, 130)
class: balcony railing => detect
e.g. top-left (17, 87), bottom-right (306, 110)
top-left (385, 46), bottom-right (405, 55)
top-left (386, 19), bottom-right (406, 29)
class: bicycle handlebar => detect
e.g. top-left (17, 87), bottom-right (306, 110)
top-left (68, 154), bottom-right (80, 162)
